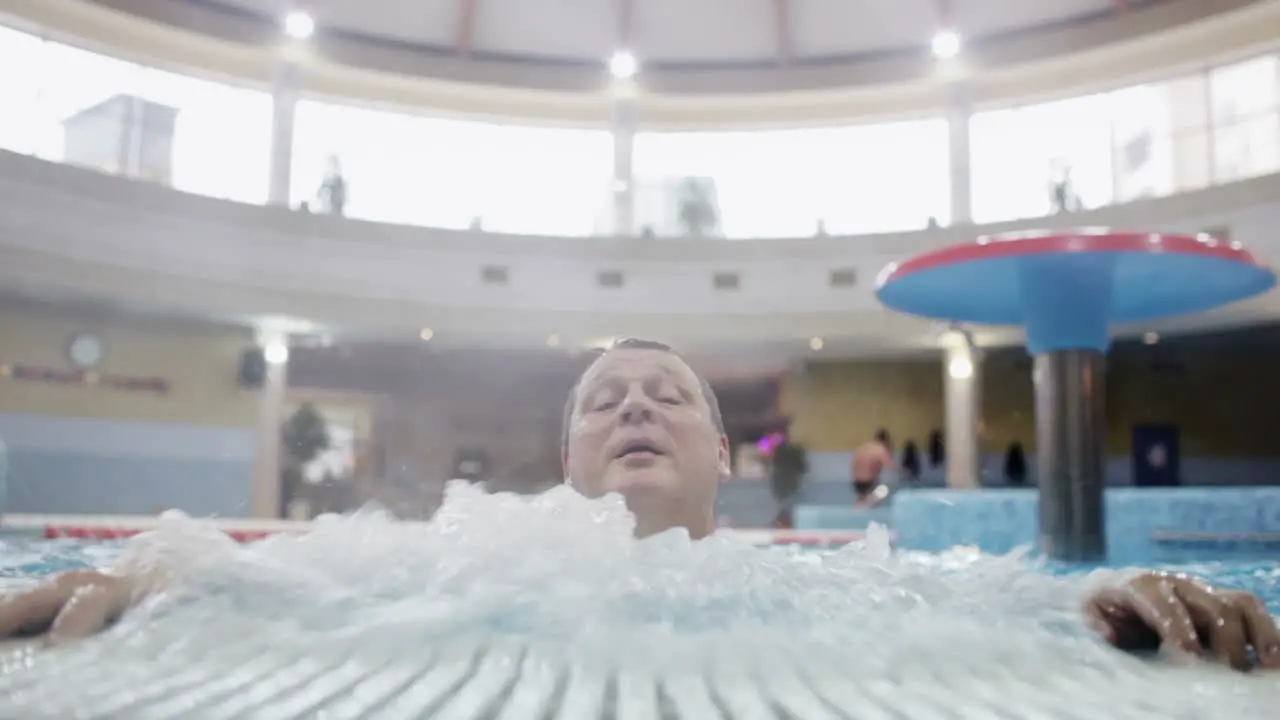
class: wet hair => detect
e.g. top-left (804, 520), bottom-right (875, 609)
top-left (561, 338), bottom-right (725, 453)
top-left (875, 428), bottom-right (891, 446)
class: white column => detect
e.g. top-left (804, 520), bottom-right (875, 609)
top-left (610, 86), bottom-right (638, 236)
top-left (268, 60), bottom-right (300, 206)
top-left (251, 332), bottom-right (290, 518)
top-left (947, 86), bottom-right (973, 225)
top-left (943, 331), bottom-right (982, 488)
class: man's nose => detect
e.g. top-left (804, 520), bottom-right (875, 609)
top-left (618, 392), bottom-right (656, 424)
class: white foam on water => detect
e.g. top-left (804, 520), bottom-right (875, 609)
top-left (0, 481), bottom-right (1277, 718)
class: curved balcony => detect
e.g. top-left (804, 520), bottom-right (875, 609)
top-left (1, 149), bottom-right (1277, 355)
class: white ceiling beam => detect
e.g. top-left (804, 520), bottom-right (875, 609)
top-left (455, 0), bottom-right (478, 56)
top-left (936, 0), bottom-right (953, 27)
top-left (773, 0), bottom-right (793, 66)
top-left (616, 0), bottom-right (634, 47)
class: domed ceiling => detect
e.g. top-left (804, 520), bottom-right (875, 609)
top-left (87, 0), bottom-right (1257, 93)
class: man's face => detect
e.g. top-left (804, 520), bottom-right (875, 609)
top-left (563, 348), bottom-right (730, 534)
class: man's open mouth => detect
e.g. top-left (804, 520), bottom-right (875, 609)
top-left (615, 441), bottom-right (665, 459)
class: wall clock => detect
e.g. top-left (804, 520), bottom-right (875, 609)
top-left (67, 332), bottom-right (104, 370)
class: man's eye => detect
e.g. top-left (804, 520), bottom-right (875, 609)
top-left (592, 401), bottom-right (618, 412)
top-left (658, 397), bottom-right (681, 405)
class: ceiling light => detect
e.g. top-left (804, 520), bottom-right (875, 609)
top-left (931, 29), bottom-right (961, 59)
top-left (1143, 332), bottom-right (1159, 345)
top-left (609, 50), bottom-right (638, 79)
top-left (809, 337), bottom-right (824, 351)
top-left (947, 356), bottom-right (974, 380)
top-left (284, 10), bottom-right (315, 40)
top-left (419, 328), bottom-right (434, 341)
top-left (263, 340), bottom-right (290, 365)
top-left (546, 334), bottom-right (561, 347)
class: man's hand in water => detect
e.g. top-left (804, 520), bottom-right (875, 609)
top-left (0, 570), bottom-right (134, 645)
top-left (0, 531), bottom-right (182, 646)
top-left (1086, 571), bottom-right (1280, 671)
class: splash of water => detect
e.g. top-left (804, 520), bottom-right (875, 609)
top-left (0, 481), bottom-right (1276, 718)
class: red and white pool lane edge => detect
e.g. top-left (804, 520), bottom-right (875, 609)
top-left (0, 514), bottom-right (872, 547)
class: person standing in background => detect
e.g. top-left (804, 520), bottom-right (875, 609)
top-left (318, 155), bottom-right (347, 217)
top-left (1004, 441), bottom-right (1029, 486)
top-left (927, 429), bottom-right (945, 469)
top-left (900, 440), bottom-right (921, 484)
top-left (852, 428), bottom-right (895, 507)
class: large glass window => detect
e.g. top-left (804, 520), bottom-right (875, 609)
top-left (634, 119), bottom-right (949, 238)
top-left (292, 100), bottom-right (610, 235)
top-left (1109, 83), bottom-right (1176, 202)
top-left (817, 120), bottom-right (951, 235)
top-left (0, 24), bottom-right (46, 155)
top-left (0, 27), bottom-right (271, 204)
top-left (632, 130), bottom-right (819, 238)
top-left (131, 68), bottom-right (273, 204)
top-left (6, 18), bottom-right (1279, 235)
top-left (1162, 74), bottom-right (1214, 193)
top-left (970, 94), bottom-right (1115, 224)
top-left (34, 41), bottom-right (144, 161)
top-left (1209, 55), bottom-right (1280, 183)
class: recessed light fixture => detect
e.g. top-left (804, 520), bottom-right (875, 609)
top-left (419, 328), bottom-right (434, 341)
top-left (931, 29), bottom-right (961, 59)
top-left (283, 10), bottom-right (315, 40)
top-left (948, 356), bottom-right (974, 379)
top-left (1142, 332), bottom-right (1159, 345)
top-left (809, 337), bottom-right (825, 351)
top-left (609, 50), bottom-right (638, 79)
top-left (264, 340), bottom-right (290, 365)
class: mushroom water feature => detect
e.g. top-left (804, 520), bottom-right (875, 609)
top-left (876, 230), bottom-right (1276, 562)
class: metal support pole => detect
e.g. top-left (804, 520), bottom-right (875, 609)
top-left (1034, 349), bottom-right (1107, 562)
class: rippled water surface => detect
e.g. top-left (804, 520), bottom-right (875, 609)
top-left (0, 482), bottom-right (1277, 719)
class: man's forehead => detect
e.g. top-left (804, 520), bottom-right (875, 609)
top-left (578, 348), bottom-right (699, 389)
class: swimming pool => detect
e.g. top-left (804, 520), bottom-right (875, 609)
top-left (0, 490), bottom-right (1276, 719)
top-left (3, 536), bottom-right (1278, 608)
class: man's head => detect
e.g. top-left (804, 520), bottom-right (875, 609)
top-left (561, 339), bottom-right (730, 538)
top-left (875, 428), bottom-right (892, 450)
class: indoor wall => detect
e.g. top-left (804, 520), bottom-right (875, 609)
top-left (0, 298), bottom-right (258, 515)
top-left (780, 337), bottom-right (1280, 487)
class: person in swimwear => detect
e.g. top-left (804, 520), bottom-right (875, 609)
top-left (852, 429), bottom-right (895, 507)
top-left (0, 338), bottom-right (1276, 672)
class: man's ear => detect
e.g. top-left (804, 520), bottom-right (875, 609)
top-left (716, 435), bottom-right (732, 483)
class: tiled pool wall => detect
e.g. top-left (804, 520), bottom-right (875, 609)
top-left (796, 488), bottom-right (1280, 565)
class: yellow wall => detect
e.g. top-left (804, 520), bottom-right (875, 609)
top-left (784, 349), bottom-right (1280, 458)
top-left (780, 359), bottom-right (944, 452)
top-left (0, 299), bottom-right (258, 426)
top-left (1106, 352), bottom-right (1280, 457)
top-left (978, 351), bottom-right (1035, 454)
top-left (979, 349), bottom-right (1280, 457)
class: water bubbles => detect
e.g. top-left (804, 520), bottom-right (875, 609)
top-left (0, 482), bottom-right (1276, 717)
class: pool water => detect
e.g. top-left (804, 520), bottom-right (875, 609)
top-left (6, 537), bottom-right (1278, 603)
top-left (0, 485), bottom-right (1276, 719)
top-left (1043, 559), bottom-right (1280, 611)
